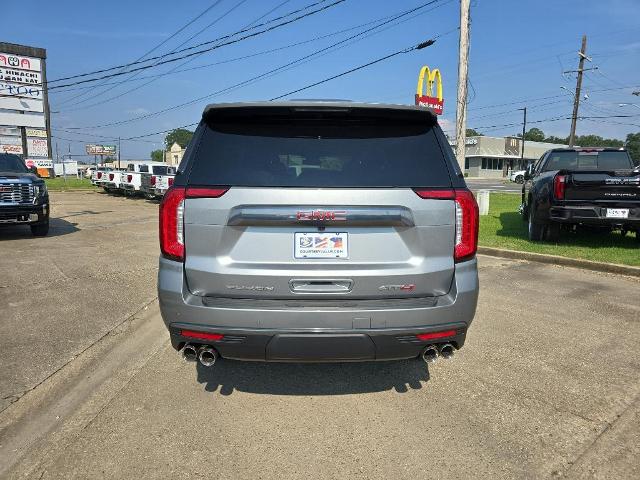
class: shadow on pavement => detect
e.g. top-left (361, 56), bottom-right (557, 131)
top-left (0, 217), bottom-right (79, 240)
top-left (195, 359), bottom-right (430, 396)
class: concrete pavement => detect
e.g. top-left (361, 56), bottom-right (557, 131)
top-left (1, 192), bottom-right (639, 479)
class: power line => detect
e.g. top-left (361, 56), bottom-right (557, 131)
top-left (62, 0), bottom-right (451, 131)
top-left (47, 0), bottom-right (339, 85)
top-left (270, 39), bottom-right (436, 100)
top-left (54, 0), bottom-right (225, 108)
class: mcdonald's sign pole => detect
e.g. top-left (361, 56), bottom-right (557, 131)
top-left (455, 0), bottom-right (471, 172)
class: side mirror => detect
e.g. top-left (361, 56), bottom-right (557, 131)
top-left (524, 164), bottom-right (534, 180)
top-left (30, 166), bottom-right (38, 174)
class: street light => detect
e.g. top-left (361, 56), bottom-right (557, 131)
top-left (618, 103), bottom-right (640, 110)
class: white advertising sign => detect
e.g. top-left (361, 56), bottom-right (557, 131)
top-left (0, 126), bottom-right (21, 136)
top-left (0, 96), bottom-right (43, 113)
top-left (27, 137), bottom-right (48, 157)
top-left (26, 158), bottom-right (53, 168)
top-left (0, 135), bottom-right (22, 145)
top-left (0, 67), bottom-right (41, 85)
top-left (0, 144), bottom-right (24, 154)
top-left (0, 81), bottom-right (42, 99)
top-left (0, 53), bottom-right (41, 72)
top-left (26, 128), bottom-right (47, 137)
top-left (0, 111), bottom-right (45, 128)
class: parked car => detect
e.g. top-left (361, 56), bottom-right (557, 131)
top-left (0, 153), bottom-right (49, 236)
top-left (510, 169), bottom-right (526, 184)
top-left (158, 101), bottom-right (480, 367)
top-left (140, 165), bottom-right (176, 199)
top-left (521, 147), bottom-right (640, 241)
top-left (120, 162), bottom-right (168, 196)
top-left (91, 167), bottom-right (109, 185)
top-left (100, 169), bottom-right (125, 193)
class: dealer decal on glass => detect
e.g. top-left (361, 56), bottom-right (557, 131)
top-left (294, 232), bottom-right (348, 259)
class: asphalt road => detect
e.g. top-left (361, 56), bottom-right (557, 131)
top-left (1, 191), bottom-right (639, 479)
top-left (466, 177), bottom-right (523, 193)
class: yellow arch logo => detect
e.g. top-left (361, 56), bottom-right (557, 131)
top-left (415, 66), bottom-right (444, 115)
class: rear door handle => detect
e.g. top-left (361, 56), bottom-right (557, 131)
top-left (289, 279), bottom-right (353, 293)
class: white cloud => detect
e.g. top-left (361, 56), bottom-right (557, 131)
top-left (126, 107), bottom-right (150, 116)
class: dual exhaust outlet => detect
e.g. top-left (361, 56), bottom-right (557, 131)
top-left (422, 343), bottom-right (455, 363)
top-left (181, 343), bottom-right (218, 367)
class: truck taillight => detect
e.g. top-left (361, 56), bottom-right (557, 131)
top-left (151, 176), bottom-right (157, 186)
top-left (168, 177), bottom-right (174, 186)
top-left (97, 172), bottom-right (102, 179)
top-left (109, 173), bottom-right (114, 181)
top-left (127, 174), bottom-right (132, 182)
top-left (413, 188), bottom-right (478, 262)
top-left (159, 187), bottom-right (185, 262)
top-left (553, 174), bottom-right (566, 200)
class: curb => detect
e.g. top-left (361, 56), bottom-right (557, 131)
top-left (478, 246), bottom-right (640, 278)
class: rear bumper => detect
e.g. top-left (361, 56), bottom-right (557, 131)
top-left (0, 203), bottom-right (49, 225)
top-left (549, 204), bottom-right (640, 225)
top-left (158, 257), bottom-right (479, 362)
top-left (121, 184), bottom-right (138, 191)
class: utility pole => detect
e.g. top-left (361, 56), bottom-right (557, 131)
top-left (118, 137), bottom-right (121, 169)
top-left (455, 0), bottom-right (471, 173)
top-left (517, 107), bottom-right (527, 173)
top-left (568, 35), bottom-right (588, 147)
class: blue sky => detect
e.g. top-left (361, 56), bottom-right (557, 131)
top-left (4, 0), bottom-right (640, 160)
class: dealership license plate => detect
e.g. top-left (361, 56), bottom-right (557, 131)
top-left (294, 232), bottom-right (348, 259)
top-left (606, 208), bottom-right (629, 219)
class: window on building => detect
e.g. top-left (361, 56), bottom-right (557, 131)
top-left (481, 157), bottom-right (503, 170)
top-left (464, 158), bottom-right (469, 170)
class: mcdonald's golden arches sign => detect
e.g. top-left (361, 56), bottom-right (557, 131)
top-left (415, 66), bottom-right (444, 115)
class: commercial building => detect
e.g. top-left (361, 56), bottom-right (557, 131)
top-left (0, 42), bottom-right (52, 176)
top-left (164, 142), bottom-right (185, 166)
top-left (450, 136), bottom-right (569, 178)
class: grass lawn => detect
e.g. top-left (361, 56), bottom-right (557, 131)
top-left (45, 177), bottom-right (98, 191)
top-left (479, 193), bottom-right (639, 266)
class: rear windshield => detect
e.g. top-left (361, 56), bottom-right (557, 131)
top-left (152, 165), bottom-right (171, 175)
top-left (0, 154), bottom-right (28, 173)
top-left (543, 151), bottom-right (633, 171)
top-left (188, 121), bottom-right (452, 187)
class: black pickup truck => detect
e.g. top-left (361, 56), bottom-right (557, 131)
top-left (0, 153), bottom-right (50, 236)
top-left (521, 148), bottom-right (639, 241)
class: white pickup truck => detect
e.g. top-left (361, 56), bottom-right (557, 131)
top-left (141, 165), bottom-right (176, 199)
top-left (99, 169), bottom-right (126, 193)
top-left (90, 167), bottom-right (109, 186)
top-left (120, 162), bottom-right (167, 196)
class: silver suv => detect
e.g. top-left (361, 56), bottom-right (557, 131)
top-left (158, 102), bottom-right (479, 366)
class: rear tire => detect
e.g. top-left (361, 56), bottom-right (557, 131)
top-left (30, 221), bottom-right (49, 237)
top-left (515, 175), bottom-right (524, 184)
top-left (545, 222), bottom-right (561, 242)
top-left (528, 207), bottom-right (545, 241)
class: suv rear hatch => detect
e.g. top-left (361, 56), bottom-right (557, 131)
top-left (167, 104), bottom-right (475, 301)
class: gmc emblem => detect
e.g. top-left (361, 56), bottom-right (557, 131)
top-left (296, 210), bottom-right (347, 221)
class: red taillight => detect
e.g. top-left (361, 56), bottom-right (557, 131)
top-left (553, 174), bottom-right (566, 200)
top-left (127, 174), bottom-right (132, 182)
top-left (168, 177), bottom-right (174, 186)
top-left (186, 187), bottom-right (229, 198)
top-left (159, 187), bottom-right (185, 262)
top-left (180, 329), bottom-right (224, 341)
top-left (413, 189), bottom-right (455, 199)
top-left (97, 172), bottom-right (102, 179)
top-left (150, 175), bottom-right (157, 186)
top-left (416, 329), bottom-right (457, 341)
top-left (414, 188), bottom-right (478, 262)
top-left (109, 173), bottom-right (114, 181)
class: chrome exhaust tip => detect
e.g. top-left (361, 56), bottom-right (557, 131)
top-left (438, 343), bottom-right (455, 359)
top-left (422, 345), bottom-right (439, 363)
top-left (197, 346), bottom-right (218, 367)
top-left (181, 343), bottom-right (198, 362)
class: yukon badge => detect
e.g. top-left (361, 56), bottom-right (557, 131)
top-left (226, 285), bottom-right (275, 291)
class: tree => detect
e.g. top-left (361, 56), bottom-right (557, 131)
top-left (466, 128), bottom-right (483, 136)
top-left (165, 128), bottom-right (194, 149)
top-left (626, 132), bottom-right (640, 164)
top-left (524, 128), bottom-right (545, 142)
top-left (150, 149), bottom-right (164, 162)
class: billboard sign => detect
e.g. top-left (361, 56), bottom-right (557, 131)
top-left (0, 135), bottom-right (22, 145)
top-left (0, 67), bottom-right (41, 85)
top-left (415, 66), bottom-right (444, 115)
top-left (85, 144), bottom-right (117, 155)
top-left (26, 128), bottom-right (47, 137)
top-left (0, 96), bottom-right (43, 112)
top-left (25, 158), bottom-right (53, 168)
top-left (0, 111), bottom-right (45, 128)
top-left (0, 53), bottom-right (41, 72)
top-left (0, 81), bottom-right (42, 99)
top-left (0, 144), bottom-right (24, 154)
top-left (0, 126), bottom-right (20, 136)
top-left (27, 137), bottom-right (48, 157)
